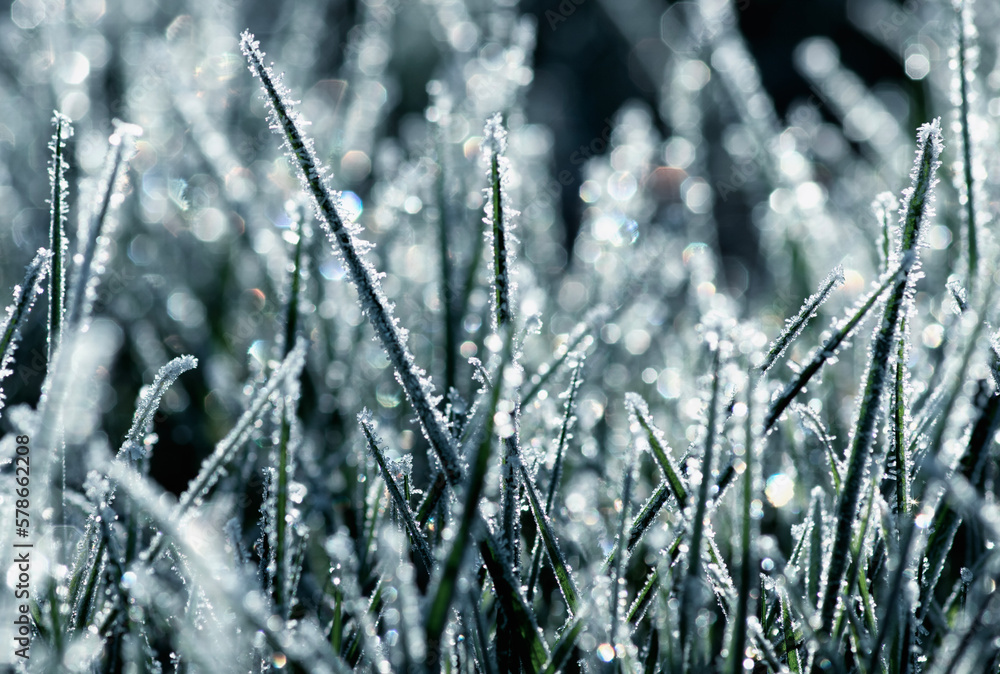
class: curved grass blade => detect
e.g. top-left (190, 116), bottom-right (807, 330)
top-left (141, 337), bottom-right (308, 564)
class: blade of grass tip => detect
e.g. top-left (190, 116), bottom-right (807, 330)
top-left (780, 587), bottom-right (803, 674)
top-left (47, 112), bottom-right (72, 367)
top-left (63, 121), bottom-right (141, 333)
top-left (955, 0), bottom-right (978, 289)
top-left (729, 370), bottom-right (756, 674)
top-left (241, 31), bottom-right (461, 486)
top-left (819, 119), bottom-right (942, 638)
top-left (522, 304), bottom-right (611, 408)
top-left (759, 265), bottom-right (845, 376)
top-left (527, 356), bottom-right (585, 601)
top-left (359, 411), bottom-right (434, 575)
top-left (0, 248), bottom-right (52, 418)
top-left (541, 616), bottom-right (585, 674)
top-left (425, 335), bottom-right (508, 665)
top-left (140, 337), bottom-right (308, 565)
top-left (764, 264), bottom-right (900, 434)
top-left (117, 356), bottom-right (198, 462)
top-left (519, 461), bottom-right (581, 615)
top-left (626, 392), bottom-right (689, 504)
top-left (484, 112), bottom-right (515, 331)
top-left (680, 346), bottom-right (722, 667)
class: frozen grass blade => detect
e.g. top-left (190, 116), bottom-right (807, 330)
top-left (0, 249), bottom-right (51, 417)
top-left (483, 113), bottom-right (515, 330)
top-left (759, 265), bottom-right (845, 375)
top-left (519, 461), bottom-right (580, 615)
top-left (764, 263), bottom-right (900, 433)
top-left (626, 392), bottom-right (688, 502)
top-left (142, 337), bottom-right (307, 564)
top-left (425, 342), bottom-right (505, 665)
top-left (117, 355), bottom-right (198, 462)
top-left (918, 378), bottom-right (1000, 621)
top-left (729, 371), bottom-right (756, 674)
top-left (359, 411), bottom-right (434, 574)
top-left (241, 31), bottom-right (461, 485)
top-left (892, 316), bottom-right (909, 516)
top-left (527, 356), bottom-right (584, 600)
top-left (541, 616), bottom-right (585, 674)
top-left (955, 0), bottom-right (978, 288)
top-left (819, 119), bottom-right (942, 637)
top-left (64, 121), bottom-right (140, 333)
top-left (680, 346), bottom-right (721, 667)
top-left (793, 403), bottom-right (843, 494)
top-left (47, 112), bottom-right (71, 366)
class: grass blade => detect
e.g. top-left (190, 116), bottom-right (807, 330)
top-left (0, 249), bottom-right (52, 418)
top-left (759, 265), bottom-right (844, 375)
top-left (47, 112), bottom-right (71, 366)
top-left (241, 31), bottom-right (462, 486)
top-left (359, 411), bottom-right (434, 575)
top-left (819, 119), bottom-right (942, 636)
top-left (519, 461), bottom-right (581, 615)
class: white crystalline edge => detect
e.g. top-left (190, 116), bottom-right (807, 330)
top-left (240, 30), bottom-right (461, 484)
top-left (0, 249), bottom-right (52, 417)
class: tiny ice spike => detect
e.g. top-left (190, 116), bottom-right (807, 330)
top-left (241, 30), bottom-right (462, 487)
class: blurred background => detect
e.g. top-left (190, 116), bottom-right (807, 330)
top-left (0, 0), bottom-right (974, 511)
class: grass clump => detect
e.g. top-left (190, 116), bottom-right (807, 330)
top-left (1, 3), bottom-right (1000, 674)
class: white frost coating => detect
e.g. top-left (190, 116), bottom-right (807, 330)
top-left (0, 248), bottom-right (52, 418)
top-left (760, 265), bottom-right (845, 375)
top-left (240, 31), bottom-right (461, 487)
top-left (118, 355), bottom-right (198, 461)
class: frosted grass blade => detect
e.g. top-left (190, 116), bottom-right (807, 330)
top-left (626, 392), bottom-right (688, 502)
top-left (759, 265), bottom-right (845, 375)
top-left (47, 112), bottom-right (71, 366)
top-left (819, 119), bottom-right (942, 636)
top-left (519, 461), bottom-right (580, 615)
top-left (241, 31), bottom-right (461, 486)
top-left (359, 411), bottom-right (434, 574)
top-left (0, 249), bottom-right (51, 417)
top-left (764, 264), bottom-right (900, 433)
